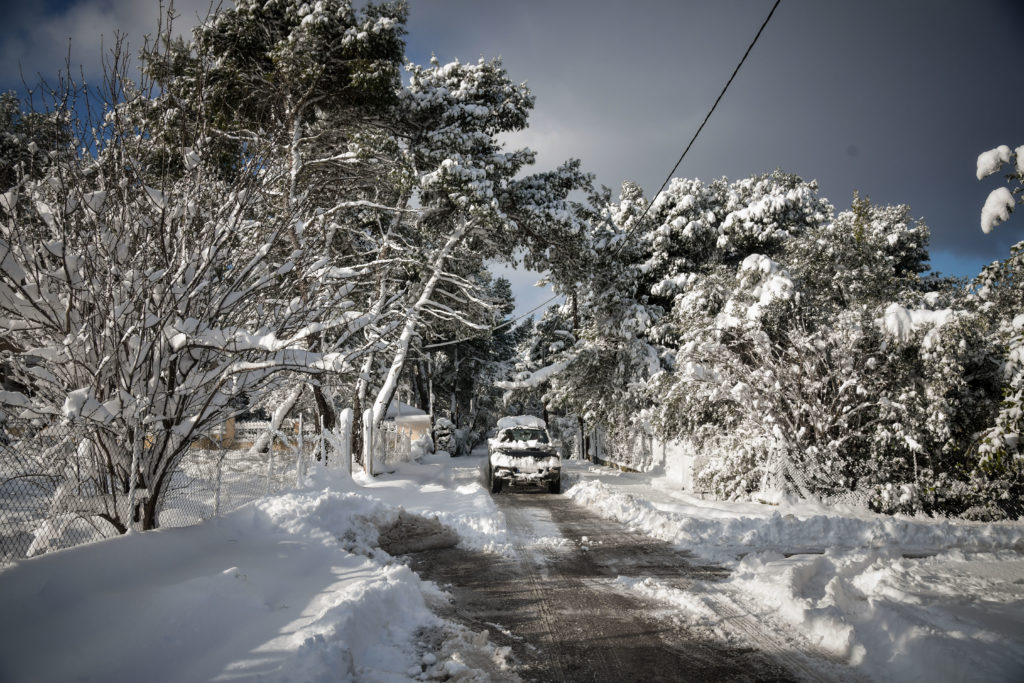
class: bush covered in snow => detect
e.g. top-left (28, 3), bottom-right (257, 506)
top-left (508, 170), bottom-right (1023, 518)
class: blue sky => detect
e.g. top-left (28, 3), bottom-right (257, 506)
top-left (3, 0), bottom-right (1022, 317)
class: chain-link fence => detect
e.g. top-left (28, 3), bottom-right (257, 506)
top-left (372, 421), bottom-right (412, 467)
top-left (0, 416), bottom-right (339, 567)
top-left (590, 424), bottom-right (656, 472)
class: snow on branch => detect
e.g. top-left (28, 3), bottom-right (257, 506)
top-left (495, 360), bottom-right (569, 390)
top-left (981, 187), bottom-right (1015, 234)
top-left (976, 145), bottom-right (1013, 180)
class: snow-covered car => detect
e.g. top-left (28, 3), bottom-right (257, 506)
top-left (487, 416), bottom-right (561, 494)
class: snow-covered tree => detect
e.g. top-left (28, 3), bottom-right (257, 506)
top-left (0, 90), bottom-right (69, 191)
top-left (142, 2), bottom-right (592, 471)
top-left (569, 171), bottom-right (1012, 512)
top-left (359, 56), bottom-right (590, 438)
top-left (145, 0), bottom-right (411, 439)
top-left (972, 144), bottom-right (1024, 516)
top-left (0, 45), bottom-right (350, 532)
top-left (976, 144), bottom-right (1023, 234)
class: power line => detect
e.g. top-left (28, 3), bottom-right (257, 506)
top-left (614, 0), bottom-right (782, 253)
top-left (421, 289), bottom-right (562, 350)
top-left (422, 0), bottom-right (782, 350)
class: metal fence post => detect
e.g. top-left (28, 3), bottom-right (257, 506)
top-left (214, 450), bottom-right (224, 517)
top-left (265, 433), bottom-right (276, 495)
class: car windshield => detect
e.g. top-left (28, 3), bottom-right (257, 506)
top-left (500, 427), bottom-right (548, 443)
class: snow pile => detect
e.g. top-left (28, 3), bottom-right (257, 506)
top-left (729, 548), bottom-right (1024, 680)
top-left (566, 478), bottom-right (1024, 558)
top-left (355, 449), bottom-right (510, 553)
top-left (0, 454), bottom-right (511, 682)
top-left (565, 468), bottom-right (1024, 682)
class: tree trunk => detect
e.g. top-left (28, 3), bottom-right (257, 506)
top-left (450, 345), bottom-right (459, 426)
top-left (371, 221), bottom-right (471, 428)
top-left (250, 384), bottom-right (304, 455)
top-left (578, 414), bottom-right (587, 461)
top-left (351, 352), bottom-right (374, 466)
top-left (351, 392), bottom-right (363, 466)
top-left (312, 383), bottom-right (336, 432)
top-left (427, 355), bottom-right (434, 417)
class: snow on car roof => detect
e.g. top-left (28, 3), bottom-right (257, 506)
top-left (495, 415), bottom-right (546, 430)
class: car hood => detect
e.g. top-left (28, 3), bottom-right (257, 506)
top-left (489, 439), bottom-right (557, 456)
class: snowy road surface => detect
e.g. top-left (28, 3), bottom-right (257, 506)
top-left (413, 455), bottom-right (855, 682)
top-left (1, 447), bottom-right (1021, 681)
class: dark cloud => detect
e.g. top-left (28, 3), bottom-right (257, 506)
top-left (406, 0), bottom-right (1024, 282)
top-left (0, 0), bottom-right (215, 91)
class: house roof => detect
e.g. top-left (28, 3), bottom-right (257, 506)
top-left (384, 400), bottom-right (428, 420)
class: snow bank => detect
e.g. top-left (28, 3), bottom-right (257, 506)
top-left (0, 471), bottom-right (435, 682)
top-left (566, 478), bottom-right (1024, 559)
top-left (0, 454), bottom-right (512, 682)
top-left (565, 470), bottom-right (1024, 682)
top-left (730, 548), bottom-right (1024, 680)
top-left (355, 449), bottom-right (510, 553)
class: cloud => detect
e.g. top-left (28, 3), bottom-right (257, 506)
top-left (5, 0), bottom-right (1023, 306)
top-left (2, 0), bottom-right (217, 89)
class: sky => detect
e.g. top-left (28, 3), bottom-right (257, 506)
top-left (2, 0), bottom-right (1022, 317)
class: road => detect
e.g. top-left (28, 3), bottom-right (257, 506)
top-left (412, 467), bottom-right (854, 682)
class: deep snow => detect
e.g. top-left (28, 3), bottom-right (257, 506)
top-left (1, 449), bottom-right (1022, 682)
top-left (563, 463), bottom-right (1024, 682)
top-left (0, 452), bottom-right (515, 682)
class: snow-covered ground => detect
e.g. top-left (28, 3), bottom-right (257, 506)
top-left (0, 451), bottom-right (515, 683)
top-left (2, 449), bottom-right (1022, 682)
top-left (563, 461), bottom-right (1024, 682)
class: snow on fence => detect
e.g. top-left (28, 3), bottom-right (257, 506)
top-left (0, 417), bottom-right (350, 566)
top-left (588, 425), bottom-right (656, 473)
top-left (373, 421), bottom-right (412, 466)
top-left (584, 424), bottom-right (709, 493)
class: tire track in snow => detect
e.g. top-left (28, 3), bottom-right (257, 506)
top-left (426, 490), bottom-right (811, 681)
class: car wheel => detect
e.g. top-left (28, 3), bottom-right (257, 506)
top-left (490, 472), bottom-right (502, 494)
top-left (548, 477), bottom-right (560, 494)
